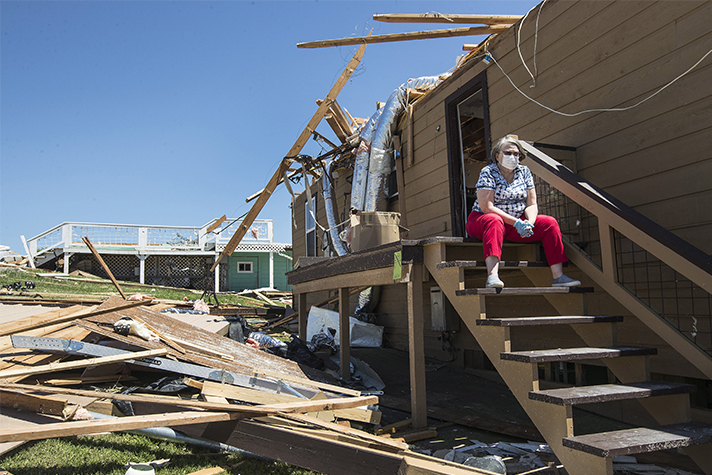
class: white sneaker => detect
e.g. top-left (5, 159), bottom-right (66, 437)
top-left (486, 275), bottom-right (504, 288)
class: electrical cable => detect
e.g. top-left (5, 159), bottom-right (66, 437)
top-left (517, 0), bottom-right (549, 87)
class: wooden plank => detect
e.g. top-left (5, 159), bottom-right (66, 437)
top-left (373, 13), bottom-right (522, 25)
top-left (0, 304), bottom-right (96, 337)
top-left (529, 381), bottom-right (696, 406)
top-left (186, 468), bottom-right (225, 475)
top-left (0, 348), bottom-right (169, 380)
top-left (292, 266), bottom-right (406, 295)
top-left (297, 25), bottom-right (509, 49)
top-left (82, 236), bottom-right (126, 299)
top-left (0, 382), bottom-right (378, 414)
top-left (476, 316), bottom-right (623, 327)
top-left (339, 287), bottom-right (350, 381)
top-left (276, 412), bottom-right (407, 452)
top-left (0, 410), bottom-right (240, 443)
top-left (501, 346), bottom-right (657, 364)
top-left (200, 381), bottom-right (377, 423)
top-left (287, 241), bottom-right (422, 285)
top-left (455, 287), bottom-right (594, 296)
top-left (205, 215), bottom-right (227, 234)
top-left (562, 422), bottom-right (712, 458)
top-left (329, 100), bottom-right (354, 137)
top-left (407, 264), bottom-right (427, 429)
top-left (0, 389), bottom-right (72, 416)
top-left (210, 41), bottom-right (367, 272)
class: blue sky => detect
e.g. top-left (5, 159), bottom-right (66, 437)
top-left (1, 0), bottom-right (534, 254)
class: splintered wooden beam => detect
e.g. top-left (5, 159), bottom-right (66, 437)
top-left (316, 99), bottom-right (354, 143)
top-left (0, 411), bottom-right (240, 443)
top-left (373, 13), bottom-right (522, 25)
top-left (0, 389), bottom-right (73, 417)
top-left (0, 300), bottom-right (150, 337)
top-left (82, 236), bottom-right (126, 299)
top-left (297, 25), bottom-right (509, 49)
top-left (205, 215), bottom-right (227, 234)
top-left (210, 40), bottom-right (368, 271)
top-left (0, 348), bottom-right (169, 380)
top-left (0, 382), bottom-right (378, 415)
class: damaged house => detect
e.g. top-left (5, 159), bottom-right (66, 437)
top-left (24, 219), bottom-right (292, 292)
top-left (283, 2), bottom-right (712, 474)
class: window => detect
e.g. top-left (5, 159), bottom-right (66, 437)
top-left (445, 72), bottom-right (490, 237)
top-left (237, 262), bottom-right (253, 273)
top-left (305, 196), bottom-right (317, 256)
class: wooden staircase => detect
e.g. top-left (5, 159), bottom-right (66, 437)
top-left (422, 238), bottom-right (712, 475)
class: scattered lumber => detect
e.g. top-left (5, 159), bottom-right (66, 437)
top-left (372, 13), bottom-right (522, 25)
top-left (0, 382), bottom-right (377, 415)
top-left (0, 300), bottom-right (149, 337)
top-left (297, 25), bottom-right (509, 49)
top-left (199, 380), bottom-right (379, 424)
top-left (0, 348), bottom-right (168, 380)
top-left (276, 412), bottom-right (406, 452)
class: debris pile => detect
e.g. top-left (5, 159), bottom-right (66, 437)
top-left (0, 295), bottom-right (483, 475)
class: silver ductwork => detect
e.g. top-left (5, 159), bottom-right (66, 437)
top-left (350, 108), bottom-right (383, 212)
top-left (356, 75), bottom-right (444, 315)
top-left (323, 157), bottom-right (349, 256)
top-left (363, 76), bottom-right (443, 212)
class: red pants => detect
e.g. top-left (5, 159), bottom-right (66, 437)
top-left (465, 211), bottom-right (567, 266)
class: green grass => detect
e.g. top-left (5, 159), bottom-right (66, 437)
top-left (0, 267), bottom-right (279, 307)
top-left (0, 432), bottom-right (319, 474)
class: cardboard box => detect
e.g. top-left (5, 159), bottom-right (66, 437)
top-left (349, 211), bottom-right (401, 252)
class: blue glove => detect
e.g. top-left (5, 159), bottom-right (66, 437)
top-left (514, 219), bottom-right (534, 238)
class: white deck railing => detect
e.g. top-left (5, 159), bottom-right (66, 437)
top-left (26, 219), bottom-right (275, 258)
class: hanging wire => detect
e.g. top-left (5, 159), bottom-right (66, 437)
top-left (486, 24), bottom-right (712, 117)
top-left (517, 0), bottom-right (549, 87)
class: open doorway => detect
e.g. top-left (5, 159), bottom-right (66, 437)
top-left (445, 73), bottom-right (491, 237)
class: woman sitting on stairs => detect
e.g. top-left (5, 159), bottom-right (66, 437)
top-left (466, 134), bottom-right (581, 289)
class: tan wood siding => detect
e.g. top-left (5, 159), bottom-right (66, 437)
top-left (480, 0), bottom-right (712, 253)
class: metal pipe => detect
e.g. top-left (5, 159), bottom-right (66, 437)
top-left (87, 411), bottom-right (270, 460)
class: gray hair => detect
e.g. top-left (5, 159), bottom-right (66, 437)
top-left (489, 135), bottom-right (525, 164)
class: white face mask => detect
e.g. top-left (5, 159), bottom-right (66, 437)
top-left (500, 152), bottom-right (519, 170)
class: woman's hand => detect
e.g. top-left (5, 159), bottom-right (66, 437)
top-left (514, 219), bottom-right (534, 238)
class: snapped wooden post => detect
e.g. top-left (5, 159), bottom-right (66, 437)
top-left (210, 41), bottom-right (367, 272)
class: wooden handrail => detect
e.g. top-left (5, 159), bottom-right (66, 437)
top-left (520, 141), bottom-right (712, 289)
top-left (520, 141), bottom-right (712, 379)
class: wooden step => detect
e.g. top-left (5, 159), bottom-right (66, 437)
top-left (562, 422), bottom-right (712, 458)
top-left (456, 287), bottom-right (594, 296)
top-left (501, 346), bottom-right (657, 363)
top-left (529, 381), bottom-right (696, 406)
top-left (476, 316), bottom-right (623, 327)
top-left (437, 260), bottom-right (550, 269)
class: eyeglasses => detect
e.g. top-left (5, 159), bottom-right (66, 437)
top-left (501, 151), bottom-right (520, 158)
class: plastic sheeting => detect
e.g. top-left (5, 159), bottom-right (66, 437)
top-left (307, 306), bottom-right (383, 348)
